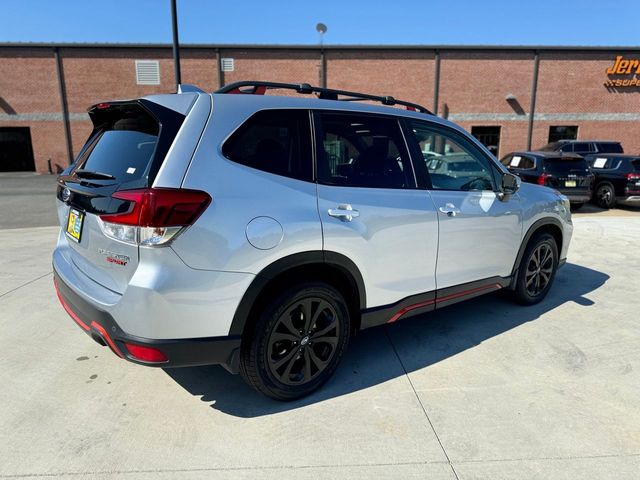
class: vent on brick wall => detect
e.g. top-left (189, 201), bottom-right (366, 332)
top-left (135, 60), bottom-right (160, 85)
top-left (221, 58), bottom-right (235, 72)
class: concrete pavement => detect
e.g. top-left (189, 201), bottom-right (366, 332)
top-left (0, 218), bottom-right (639, 479)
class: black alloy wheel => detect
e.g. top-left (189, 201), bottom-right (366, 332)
top-left (512, 232), bottom-right (558, 305)
top-left (267, 297), bottom-right (340, 385)
top-left (524, 243), bottom-right (554, 297)
top-left (595, 183), bottom-right (615, 209)
top-left (240, 283), bottom-right (350, 400)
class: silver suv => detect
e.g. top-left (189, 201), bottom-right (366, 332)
top-left (53, 81), bottom-right (573, 400)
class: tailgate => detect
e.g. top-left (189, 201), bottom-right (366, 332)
top-left (56, 99), bottom-right (186, 294)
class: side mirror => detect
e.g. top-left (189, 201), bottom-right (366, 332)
top-left (501, 172), bottom-right (521, 195)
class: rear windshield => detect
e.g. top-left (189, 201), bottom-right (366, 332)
top-left (80, 106), bottom-right (159, 182)
top-left (544, 158), bottom-right (589, 174)
top-left (539, 142), bottom-right (562, 152)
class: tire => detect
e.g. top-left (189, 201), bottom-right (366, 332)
top-left (570, 202), bottom-right (584, 211)
top-left (239, 282), bottom-right (351, 401)
top-left (512, 232), bottom-right (559, 305)
top-left (595, 183), bottom-right (616, 209)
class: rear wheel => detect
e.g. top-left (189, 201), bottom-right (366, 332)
top-left (512, 232), bottom-right (558, 305)
top-left (240, 282), bottom-right (350, 401)
top-left (595, 183), bottom-right (616, 209)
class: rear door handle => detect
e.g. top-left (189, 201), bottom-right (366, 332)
top-left (328, 204), bottom-right (360, 222)
top-left (439, 203), bottom-right (461, 217)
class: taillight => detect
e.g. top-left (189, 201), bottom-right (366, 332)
top-left (537, 172), bottom-right (551, 186)
top-left (99, 188), bottom-right (211, 246)
top-left (626, 173), bottom-right (640, 181)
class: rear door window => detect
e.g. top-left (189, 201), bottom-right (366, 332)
top-left (589, 157), bottom-right (618, 169)
top-left (572, 142), bottom-right (593, 154)
top-left (315, 112), bottom-right (415, 189)
top-left (505, 154), bottom-right (535, 169)
top-left (222, 109), bottom-right (312, 181)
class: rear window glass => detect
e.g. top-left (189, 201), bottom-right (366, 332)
top-left (80, 107), bottom-right (159, 183)
top-left (589, 157), bottom-right (619, 169)
top-left (544, 158), bottom-right (589, 174)
top-left (597, 143), bottom-right (623, 154)
top-left (222, 109), bottom-right (312, 181)
top-left (539, 142), bottom-right (562, 152)
top-left (572, 142), bottom-right (593, 153)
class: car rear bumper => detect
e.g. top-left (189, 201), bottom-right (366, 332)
top-left (557, 191), bottom-right (591, 203)
top-left (53, 269), bottom-right (241, 372)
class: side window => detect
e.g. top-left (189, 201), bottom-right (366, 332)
top-left (560, 143), bottom-right (574, 152)
top-left (222, 109), bottom-right (312, 181)
top-left (408, 120), bottom-right (496, 191)
top-left (590, 156), bottom-right (617, 169)
top-left (572, 142), bottom-right (592, 154)
top-left (315, 112), bottom-right (414, 189)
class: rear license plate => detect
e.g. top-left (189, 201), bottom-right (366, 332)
top-left (565, 180), bottom-right (577, 187)
top-left (66, 208), bottom-right (84, 243)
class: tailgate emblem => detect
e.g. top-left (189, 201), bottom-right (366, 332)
top-left (98, 248), bottom-right (130, 266)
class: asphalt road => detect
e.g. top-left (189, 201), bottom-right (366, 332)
top-left (0, 172), bottom-right (59, 229)
top-left (1, 214), bottom-right (639, 477)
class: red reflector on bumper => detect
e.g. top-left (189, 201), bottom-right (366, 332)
top-left (124, 343), bottom-right (168, 363)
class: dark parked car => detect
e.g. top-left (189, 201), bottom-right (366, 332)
top-left (538, 140), bottom-right (623, 156)
top-left (501, 151), bottom-right (594, 209)
top-left (584, 154), bottom-right (640, 208)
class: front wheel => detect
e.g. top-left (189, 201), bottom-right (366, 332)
top-left (240, 283), bottom-right (351, 401)
top-left (512, 232), bottom-right (558, 305)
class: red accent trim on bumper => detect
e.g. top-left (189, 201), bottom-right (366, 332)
top-left (54, 277), bottom-right (124, 358)
top-left (90, 321), bottom-right (124, 358)
top-left (54, 278), bottom-right (90, 331)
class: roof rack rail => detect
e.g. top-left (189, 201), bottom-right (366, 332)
top-left (215, 81), bottom-right (433, 114)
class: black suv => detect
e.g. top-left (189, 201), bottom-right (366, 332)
top-left (501, 151), bottom-right (594, 209)
top-left (583, 154), bottom-right (640, 208)
top-left (539, 140), bottom-right (623, 156)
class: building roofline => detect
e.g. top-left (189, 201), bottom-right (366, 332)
top-left (0, 42), bottom-right (639, 52)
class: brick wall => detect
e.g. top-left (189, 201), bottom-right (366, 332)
top-left (1, 45), bottom-right (639, 173)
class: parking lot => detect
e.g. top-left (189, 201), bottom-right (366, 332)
top-left (1, 174), bottom-right (639, 479)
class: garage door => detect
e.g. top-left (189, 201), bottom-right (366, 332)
top-left (0, 127), bottom-right (35, 171)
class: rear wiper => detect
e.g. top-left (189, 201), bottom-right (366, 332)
top-left (74, 169), bottom-right (115, 180)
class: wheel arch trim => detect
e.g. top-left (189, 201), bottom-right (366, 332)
top-left (228, 251), bottom-right (366, 336)
top-left (511, 217), bottom-right (564, 280)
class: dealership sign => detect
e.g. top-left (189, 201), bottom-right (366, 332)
top-left (604, 56), bottom-right (640, 87)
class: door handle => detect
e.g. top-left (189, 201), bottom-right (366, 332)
top-left (328, 204), bottom-right (360, 222)
top-left (439, 203), bottom-right (461, 217)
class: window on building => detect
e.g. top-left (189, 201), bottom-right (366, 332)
top-left (315, 113), bottom-right (414, 189)
top-left (135, 60), bottom-right (160, 85)
top-left (471, 126), bottom-right (501, 157)
top-left (548, 126), bottom-right (578, 143)
top-left (222, 109), bottom-right (312, 181)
